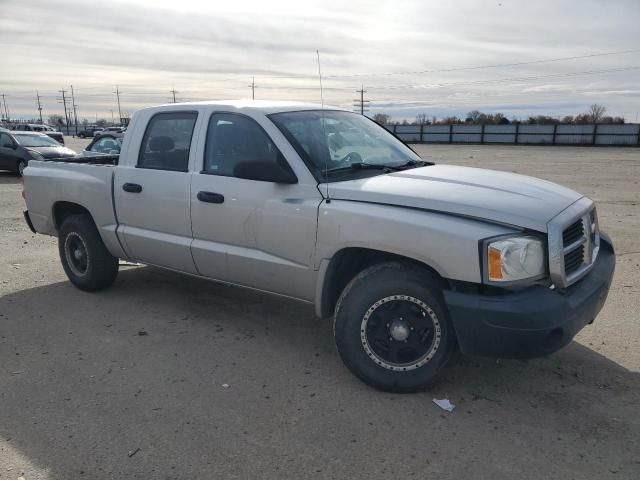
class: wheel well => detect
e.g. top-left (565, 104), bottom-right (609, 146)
top-left (319, 248), bottom-right (449, 318)
top-left (52, 202), bottom-right (91, 231)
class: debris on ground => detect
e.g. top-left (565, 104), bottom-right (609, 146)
top-left (432, 398), bottom-right (455, 412)
top-left (137, 330), bottom-right (148, 336)
top-left (222, 383), bottom-right (230, 389)
top-left (127, 447), bottom-right (140, 458)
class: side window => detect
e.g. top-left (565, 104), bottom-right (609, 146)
top-left (203, 113), bottom-right (283, 177)
top-left (90, 136), bottom-right (120, 154)
top-left (0, 133), bottom-right (13, 147)
top-left (138, 112), bottom-right (197, 171)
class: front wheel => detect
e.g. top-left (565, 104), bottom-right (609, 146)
top-left (334, 262), bottom-right (456, 392)
top-left (16, 159), bottom-right (27, 177)
top-left (58, 214), bottom-right (119, 291)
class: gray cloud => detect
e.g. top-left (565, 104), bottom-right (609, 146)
top-left (1, 0), bottom-right (639, 121)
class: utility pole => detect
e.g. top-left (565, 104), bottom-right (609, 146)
top-left (110, 109), bottom-right (114, 125)
top-left (353, 85), bottom-right (369, 115)
top-left (36, 91), bottom-right (43, 124)
top-left (170, 88), bottom-right (178, 103)
top-left (70, 85), bottom-right (79, 136)
top-left (248, 77), bottom-right (257, 100)
top-left (58, 89), bottom-right (70, 132)
top-left (1, 93), bottom-right (8, 122)
top-left (113, 85), bottom-right (122, 126)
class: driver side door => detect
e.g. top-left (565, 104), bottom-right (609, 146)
top-left (0, 132), bottom-right (20, 171)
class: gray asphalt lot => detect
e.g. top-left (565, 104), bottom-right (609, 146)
top-left (1, 139), bottom-right (639, 479)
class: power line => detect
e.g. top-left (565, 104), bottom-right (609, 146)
top-left (324, 48), bottom-right (640, 79)
top-left (366, 65), bottom-right (640, 90)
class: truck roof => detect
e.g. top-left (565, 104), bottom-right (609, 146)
top-left (138, 100), bottom-right (347, 115)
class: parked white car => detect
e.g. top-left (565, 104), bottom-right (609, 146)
top-left (22, 100), bottom-right (615, 392)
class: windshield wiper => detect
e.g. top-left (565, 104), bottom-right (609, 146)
top-left (395, 159), bottom-right (433, 169)
top-left (326, 163), bottom-right (397, 175)
top-left (327, 159), bottom-right (431, 175)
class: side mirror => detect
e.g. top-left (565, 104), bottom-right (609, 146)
top-left (2, 142), bottom-right (15, 149)
top-left (233, 161), bottom-right (298, 184)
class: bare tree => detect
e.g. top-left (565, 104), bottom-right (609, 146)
top-left (47, 114), bottom-right (65, 126)
top-left (372, 113), bottom-right (391, 125)
top-left (466, 110), bottom-right (483, 123)
top-left (415, 113), bottom-right (428, 125)
top-left (587, 104), bottom-right (606, 123)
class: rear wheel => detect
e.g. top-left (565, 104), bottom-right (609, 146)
top-left (58, 214), bottom-right (118, 291)
top-left (334, 262), bottom-right (455, 392)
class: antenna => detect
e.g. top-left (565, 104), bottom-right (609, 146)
top-left (316, 50), bottom-right (330, 203)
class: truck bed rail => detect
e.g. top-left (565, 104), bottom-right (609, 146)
top-left (43, 154), bottom-right (119, 165)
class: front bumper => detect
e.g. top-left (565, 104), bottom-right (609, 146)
top-left (443, 234), bottom-right (615, 359)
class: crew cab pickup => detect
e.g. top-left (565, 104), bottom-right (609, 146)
top-left (22, 101), bottom-right (615, 392)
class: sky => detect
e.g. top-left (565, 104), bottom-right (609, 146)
top-left (1, 0), bottom-right (640, 123)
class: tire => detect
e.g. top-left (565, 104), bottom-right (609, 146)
top-left (58, 214), bottom-right (119, 291)
top-left (334, 262), bottom-right (456, 393)
top-left (16, 159), bottom-right (27, 177)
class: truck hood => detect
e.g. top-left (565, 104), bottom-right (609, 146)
top-left (325, 164), bottom-right (583, 232)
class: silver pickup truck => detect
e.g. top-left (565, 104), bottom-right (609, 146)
top-left (22, 101), bottom-right (615, 392)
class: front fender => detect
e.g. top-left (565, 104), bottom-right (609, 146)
top-left (315, 200), bottom-right (518, 284)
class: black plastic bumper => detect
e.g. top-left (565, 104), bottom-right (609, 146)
top-left (443, 236), bottom-right (616, 359)
top-left (23, 210), bottom-right (36, 234)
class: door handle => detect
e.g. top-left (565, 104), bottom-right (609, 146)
top-left (197, 191), bottom-right (224, 204)
top-left (122, 183), bottom-right (142, 193)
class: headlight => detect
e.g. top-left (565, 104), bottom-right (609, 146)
top-left (485, 235), bottom-right (545, 283)
top-left (27, 149), bottom-right (44, 159)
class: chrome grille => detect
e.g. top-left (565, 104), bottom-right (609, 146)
top-left (563, 243), bottom-right (584, 275)
top-left (548, 198), bottom-right (600, 288)
top-left (562, 219), bottom-right (584, 247)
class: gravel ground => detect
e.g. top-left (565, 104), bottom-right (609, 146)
top-left (1, 139), bottom-right (639, 479)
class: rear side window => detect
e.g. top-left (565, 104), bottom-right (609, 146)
top-left (138, 112), bottom-right (197, 171)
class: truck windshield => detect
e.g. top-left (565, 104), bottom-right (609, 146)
top-left (269, 110), bottom-right (425, 181)
top-left (13, 134), bottom-right (60, 147)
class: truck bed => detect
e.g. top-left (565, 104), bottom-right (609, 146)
top-left (23, 159), bottom-right (127, 258)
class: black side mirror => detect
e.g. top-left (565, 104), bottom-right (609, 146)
top-left (2, 142), bottom-right (15, 149)
top-left (233, 161), bottom-right (298, 184)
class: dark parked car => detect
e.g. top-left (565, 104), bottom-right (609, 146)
top-left (77, 128), bottom-right (101, 138)
top-left (0, 131), bottom-right (76, 176)
top-left (11, 123), bottom-right (65, 145)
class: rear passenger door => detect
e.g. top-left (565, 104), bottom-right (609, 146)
top-left (114, 111), bottom-right (199, 273)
